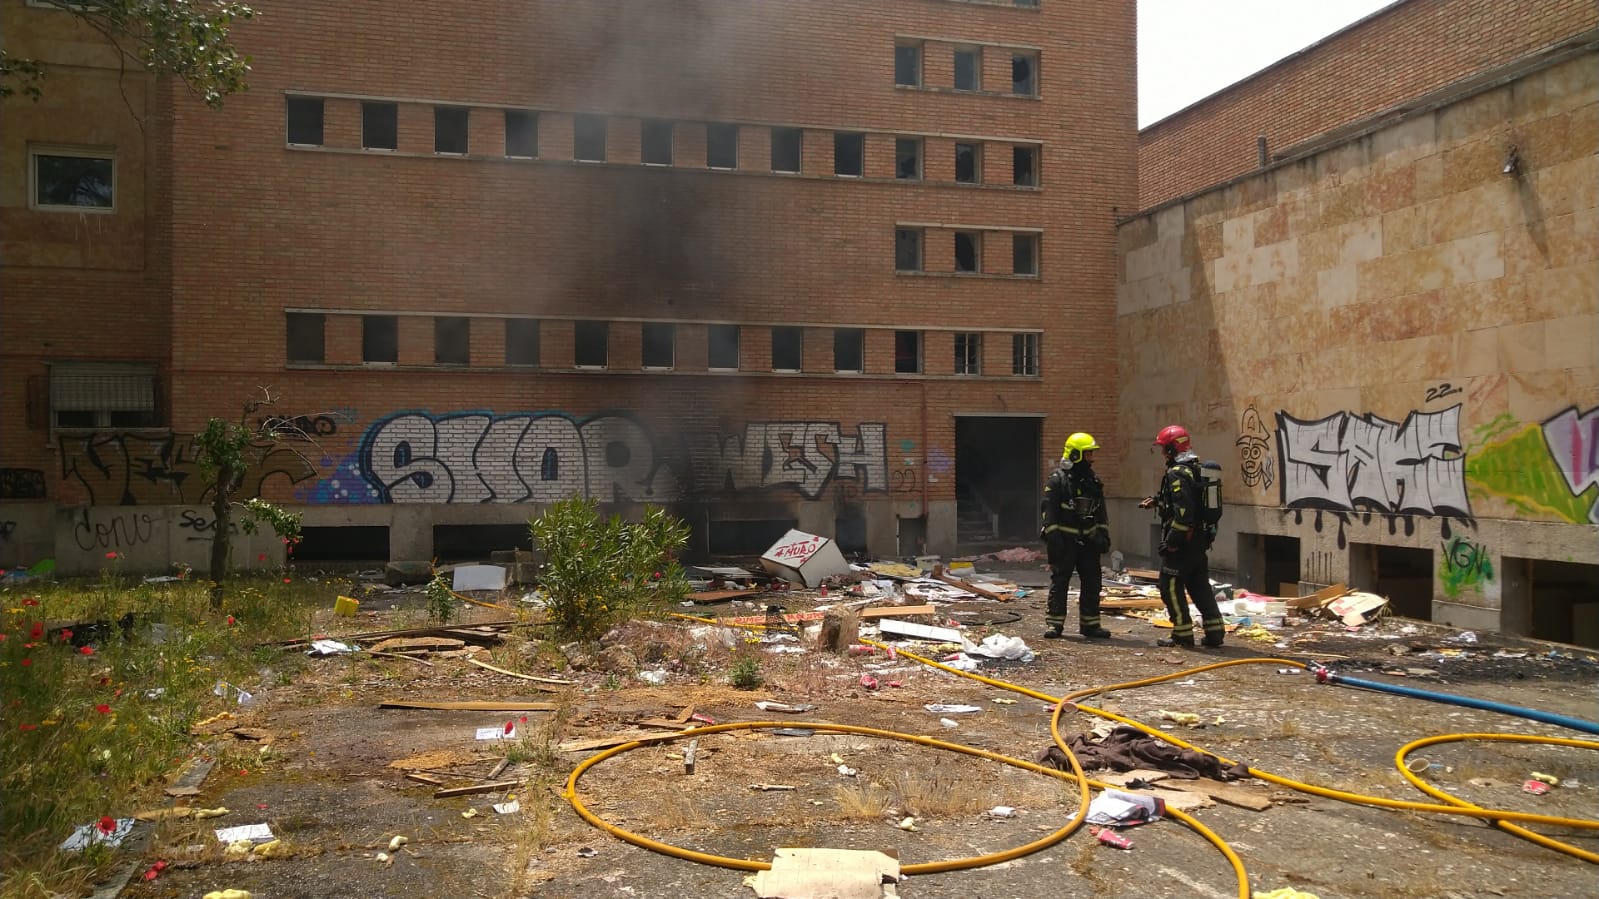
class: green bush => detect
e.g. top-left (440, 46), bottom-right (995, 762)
top-left (528, 498), bottom-right (690, 642)
top-left (728, 654), bottom-right (762, 690)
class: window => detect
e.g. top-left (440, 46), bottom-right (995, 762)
top-left (505, 110), bottom-right (538, 158)
top-left (435, 107), bottom-right (469, 154)
top-left (286, 96), bottom-right (324, 146)
top-left (955, 142), bottom-right (980, 184)
top-left (363, 315), bottom-right (398, 364)
top-left (1013, 145), bottom-right (1038, 186)
top-left (1012, 52), bottom-right (1038, 96)
top-left (30, 149), bottom-right (114, 211)
top-left (362, 102), bottom-right (398, 150)
top-left (506, 318), bottom-right (540, 366)
top-left (707, 123), bottom-right (738, 169)
top-left (833, 328), bottom-right (864, 373)
top-left (708, 324), bottom-right (740, 369)
top-left (286, 313), bottom-right (325, 363)
top-left (895, 138), bottom-right (921, 181)
top-left (1013, 233), bottom-right (1039, 276)
top-left (954, 231), bottom-right (980, 273)
top-left (894, 42), bottom-right (922, 87)
top-left (642, 322), bottom-right (675, 368)
top-left (771, 127), bottom-right (802, 173)
top-left (49, 363), bottom-right (157, 430)
top-left (641, 120), bottom-right (673, 165)
top-left (954, 47), bottom-right (981, 91)
top-left (436, 317), bottom-right (470, 365)
top-left (895, 228), bottom-right (922, 272)
top-left (574, 114), bottom-right (607, 161)
top-left (834, 132), bottom-right (864, 177)
top-left (894, 331), bottom-right (921, 374)
top-left (772, 326), bottom-right (802, 371)
top-left (955, 332), bottom-right (981, 375)
top-left (1012, 333), bottom-right (1039, 376)
top-left (574, 320), bottom-right (608, 367)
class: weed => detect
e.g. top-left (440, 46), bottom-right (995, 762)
top-left (527, 498), bottom-right (690, 642)
top-left (424, 574), bottom-right (458, 625)
top-left (729, 655), bottom-right (762, 690)
top-left (832, 781), bottom-right (895, 820)
top-left (1278, 716), bottom-right (1301, 738)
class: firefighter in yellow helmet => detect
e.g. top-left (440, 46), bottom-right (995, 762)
top-left (1038, 432), bottom-right (1112, 639)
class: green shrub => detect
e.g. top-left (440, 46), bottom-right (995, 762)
top-left (729, 655), bottom-right (762, 690)
top-left (528, 498), bottom-right (690, 642)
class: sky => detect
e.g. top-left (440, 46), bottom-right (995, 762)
top-left (1138, 0), bottom-right (1398, 127)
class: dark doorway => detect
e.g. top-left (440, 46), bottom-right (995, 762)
top-left (433, 524), bottom-right (531, 562)
top-left (1237, 533), bottom-right (1301, 595)
top-left (954, 416), bottom-right (1041, 543)
top-left (294, 526), bottom-right (389, 562)
top-left (1353, 543), bottom-right (1433, 620)
top-left (708, 519), bottom-right (796, 556)
top-left (1518, 559), bottom-right (1599, 649)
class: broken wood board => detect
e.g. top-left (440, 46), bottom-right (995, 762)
top-left (933, 569), bottom-right (1010, 601)
top-left (368, 636), bottom-right (466, 654)
top-left (467, 657), bottom-right (573, 685)
top-left (876, 619), bottom-right (962, 642)
top-left (379, 699), bottom-right (558, 711)
top-left (688, 587), bottom-right (762, 604)
top-left (717, 605), bottom-right (937, 628)
top-left (388, 748), bottom-right (482, 771)
top-left (1100, 597), bottom-right (1168, 610)
top-left (269, 620), bottom-right (517, 649)
top-left (1124, 567), bottom-right (1161, 581)
top-left (432, 780), bottom-right (521, 799)
top-left (558, 730), bottom-right (686, 752)
top-left (405, 772), bottom-right (447, 786)
top-left (753, 848), bottom-right (901, 899)
top-left (1285, 582), bottom-right (1351, 610)
top-left (1165, 778), bottom-right (1273, 811)
top-left (1097, 769), bottom-right (1172, 787)
top-left (637, 706), bottom-right (697, 729)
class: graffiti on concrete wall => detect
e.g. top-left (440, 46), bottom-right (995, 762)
top-left (1236, 406), bottom-right (1274, 490)
top-left (59, 433), bottom-right (317, 506)
top-left (0, 468), bottom-right (47, 500)
top-left (1465, 406), bottom-right (1599, 525)
top-left (72, 508), bottom-right (156, 551)
top-left (1275, 405), bottom-right (1471, 516)
top-left (1438, 533), bottom-right (1494, 597)
top-left (1542, 406), bottom-right (1599, 523)
top-left (691, 422), bottom-right (889, 498)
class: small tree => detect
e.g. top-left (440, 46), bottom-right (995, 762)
top-left (529, 498), bottom-right (691, 642)
top-left (192, 388), bottom-right (307, 609)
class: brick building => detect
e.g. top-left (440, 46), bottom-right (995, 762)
top-left (0, 0), bottom-right (1137, 573)
top-left (1115, 0), bottom-right (1598, 645)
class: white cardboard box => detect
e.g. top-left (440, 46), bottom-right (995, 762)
top-left (759, 529), bottom-right (850, 588)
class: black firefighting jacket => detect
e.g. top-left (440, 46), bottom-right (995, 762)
top-left (1040, 461), bottom-right (1109, 546)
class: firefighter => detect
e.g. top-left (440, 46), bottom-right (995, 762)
top-left (1039, 432), bottom-right (1112, 640)
top-left (1143, 425), bottom-right (1225, 647)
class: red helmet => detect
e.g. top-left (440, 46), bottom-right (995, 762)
top-left (1154, 425), bottom-right (1191, 454)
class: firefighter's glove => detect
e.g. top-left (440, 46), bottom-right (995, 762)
top-left (1091, 533), bottom-right (1111, 555)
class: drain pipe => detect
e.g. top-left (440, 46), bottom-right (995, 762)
top-left (1312, 665), bottom-right (1599, 736)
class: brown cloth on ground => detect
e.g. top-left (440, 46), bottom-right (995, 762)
top-left (1036, 725), bottom-right (1251, 781)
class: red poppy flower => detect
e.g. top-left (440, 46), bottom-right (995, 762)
top-left (227, 616), bottom-right (236, 626)
top-left (258, 553), bottom-right (267, 562)
top-left (96, 816), bottom-right (117, 835)
top-left (519, 715), bottom-right (528, 723)
top-left (100, 676), bottom-right (111, 686)
top-left (20, 658), bottom-right (32, 667)
top-left (79, 646), bottom-right (94, 656)
top-left (21, 598), bottom-right (38, 607)
top-left (105, 552), bottom-right (118, 560)
top-left (283, 578), bottom-right (291, 584)
top-left (59, 629), bottom-right (74, 642)
top-left (503, 720), bottom-right (515, 735)
top-left (95, 704), bottom-right (112, 714)
top-left (23, 642), bottom-right (36, 649)
top-left (19, 723), bottom-right (37, 731)
top-left (0, 634), bottom-right (7, 641)
top-left (29, 624), bottom-right (43, 640)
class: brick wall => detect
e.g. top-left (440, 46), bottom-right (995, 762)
top-left (1138, 0), bottom-right (1598, 210)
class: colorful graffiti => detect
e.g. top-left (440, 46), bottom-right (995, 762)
top-left (1465, 406), bottom-right (1599, 525)
top-left (1438, 533), bottom-right (1494, 597)
top-left (60, 433), bottom-right (317, 506)
top-left (1543, 406), bottom-right (1599, 523)
top-left (1275, 406), bottom-right (1470, 515)
top-left (1236, 406), bottom-right (1274, 490)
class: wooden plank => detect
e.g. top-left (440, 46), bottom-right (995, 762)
top-left (934, 568), bottom-right (1009, 601)
top-left (379, 699), bottom-right (559, 711)
top-left (689, 587), bottom-right (761, 604)
top-left (860, 604), bottom-right (935, 619)
top-left (432, 780), bottom-right (521, 799)
top-left (369, 636), bottom-right (467, 654)
top-left (684, 739), bottom-right (699, 775)
top-left (1125, 567), bottom-right (1161, 581)
top-left (487, 758), bottom-right (511, 779)
top-left (1286, 582), bottom-right (1351, 610)
top-left (559, 730), bottom-right (684, 752)
top-left (1100, 597), bottom-right (1167, 610)
top-left (405, 772), bottom-right (446, 786)
top-left (1167, 778), bottom-right (1273, 811)
top-left (467, 658), bottom-right (573, 685)
top-left (368, 649), bottom-right (436, 667)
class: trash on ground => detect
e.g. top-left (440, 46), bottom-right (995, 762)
top-left (1094, 827), bottom-right (1134, 849)
top-left (925, 703), bottom-right (983, 714)
top-left (493, 800), bottom-right (521, 814)
top-left (61, 817), bottom-right (135, 851)
top-left (986, 806), bottom-right (1018, 818)
top-left (306, 639), bottom-right (355, 656)
top-left (751, 847), bottom-right (902, 899)
top-left (962, 633), bottom-right (1035, 662)
top-left (750, 783), bottom-right (797, 791)
top-left (938, 718), bottom-right (959, 729)
top-left (1530, 771), bottom-right (1560, 785)
top-left (1326, 592), bottom-right (1389, 626)
top-left (1253, 889), bottom-right (1322, 899)
top-left (878, 619), bottom-right (962, 642)
top-left (214, 823), bottom-right (274, 844)
top-left (1086, 789), bottom-right (1166, 826)
top-left (755, 701), bottom-right (816, 713)
top-left (202, 891), bottom-right (253, 899)
top-left (1158, 710), bottom-right (1202, 727)
top-left (1523, 779), bottom-right (1551, 795)
top-left (897, 816), bottom-right (918, 831)
top-left (450, 564), bottom-right (507, 592)
top-left (760, 529), bottom-right (851, 587)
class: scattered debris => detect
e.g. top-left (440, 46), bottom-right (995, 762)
top-left (760, 530), bottom-right (852, 587)
top-left (214, 823), bottom-right (274, 844)
top-left (750, 783), bottom-right (797, 791)
top-left (432, 780), bottom-right (521, 799)
top-left (751, 847), bottom-right (902, 899)
top-left (379, 699), bottom-right (558, 711)
top-left (61, 817), bottom-right (135, 852)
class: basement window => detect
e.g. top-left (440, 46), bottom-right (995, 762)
top-left (707, 123), bottom-right (738, 169)
top-left (894, 331), bottom-right (922, 374)
top-left (834, 328), bottom-right (864, 373)
top-left (505, 110), bottom-right (538, 158)
top-left (771, 326), bottom-right (802, 372)
top-left (642, 322), bottom-right (675, 369)
top-left (771, 127), bottom-right (802, 173)
top-left (574, 320), bottom-right (608, 367)
top-left (834, 132), bottom-right (864, 177)
top-left (1013, 233), bottom-right (1039, 276)
top-left (286, 96), bottom-right (324, 146)
top-left (708, 324), bottom-right (739, 370)
top-left (435, 106), bottom-right (469, 155)
top-left (435, 316), bottom-right (470, 365)
top-left (50, 362), bottom-right (158, 430)
top-left (363, 315), bottom-right (398, 364)
top-left (362, 101), bottom-right (398, 151)
top-left (286, 312), bottom-right (325, 363)
top-left (955, 332), bottom-right (980, 375)
top-left (641, 120), bottom-right (673, 165)
top-left (1012, 332), bottom-right (1039, 376)
top-left (30, 148), bottom-right (114, 211)
top-left (505, 318), bottom-right (540, 366)
top-left (1013, 145), bottom-right (1038, 186)
top-left (954, 231), bottom-right (980, 273)
top-left (895, 228), bottom-right (922, 272)
top-left (574, 115), bottom-right (607, 162)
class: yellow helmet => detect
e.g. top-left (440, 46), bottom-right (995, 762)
top-left (1063, 432), bottom-right (1100, 461)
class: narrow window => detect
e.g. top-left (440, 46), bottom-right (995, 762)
top-left (1013, 233), bottom-right (1039, 276)
top-left (286, 313), bottom-right (325, 364)
top-left (895, 228), bottom-right (922, 272)
top-left (641, 119), bottom-right (673, 165)
top-left (895, 138), bottom-right (921, 180)
top-left (363, 315), bottom-right (398, 364)
top-left (954, 48), bottom-right (981, 91)
top-left (707, 123), bottom-right (738, 169)
top-left (834, 132), bottom-right (864, 177)
top-left (286, 96), bottom-right (324, 146)
top-left (435, 316), bottom-right (470, 365)
top-left (894, 42), bottom-right (922, 87)
top-left (708, 324), bottom-right (740, 369)
top-left (954, 231), bottom-right (980, 273)
top-left (642, 322), bottom-right (675, 368)
top-left (955, 142), bottom-right (979, 184)
top-left (435, 106), bottom-right (469, 155)
top-left (833, 328), bottom-right (864, 373)
top-left (506, 318), bottom-right (540, 366)
top-left (894, 331), bottom-right (921, 374)
top-left (574, 114), bottom-right (607, 162)
top-left (31, 149), bottom-right (114, 211)
top-left (955, 332), bottom-right (981, 375)
top-left (574, 320), bottom-right (608, 367)
top-left (1012, 52), bottom-right (1038, 96)
top-left (771, 326), bottom-right (803, 371)
top-left (771, 127), bottom-right (803, 173)
top-left (362, 101), bottom-right (398, 151)
top-left (505, 110), bottom-right (538, 158)
top-left (1013, 145), bottom-right (1038, 186)
top-left (1012, 333), bottom-right (1039, 376)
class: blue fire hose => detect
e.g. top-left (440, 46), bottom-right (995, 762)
top-left (1312, 665), bottom-right (1599, 736)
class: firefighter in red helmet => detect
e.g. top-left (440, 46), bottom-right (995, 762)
top-left (1142, 425), bottom-right (1225, 648)
top-left (1039, 432), bottom-right (1112, 640)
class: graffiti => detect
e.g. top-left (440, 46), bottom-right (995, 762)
top-left (1542, 406), bottom-right (1599, 523)
top-left (177, 509), bottom-right (239, 543)
top-left (926, 447), bottom-right (953, 476)
top-left (1439, 535), bottom-right (1494, 597)
top-left (60, 433), bottom-right (316, 506)
top-left (0, 468), bottom-right (47, 499)
top-left (73, 509), bottom-right (155, 551)
top-left (695, 422), bottom-right (888, 499)
top-left (1276, 406), bottom-right (1470, 516)
top-left (890, 469), bottom-right (918, 493)
top-left (259, 412), bottom-right (345, 440)
top-left (1236, 406), bottom-right (1274, 490)
top-left (1466, 413), bottom-right (1599, 526)
top-left (1424, 383), bottom-right (1462, 404)
top-left (296, 451), bottom-right (383, 504)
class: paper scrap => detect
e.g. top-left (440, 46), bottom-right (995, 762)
top-left (61, 817), bottom-right (135, 852)
top-left (214, 823), bottom-right (274, 844)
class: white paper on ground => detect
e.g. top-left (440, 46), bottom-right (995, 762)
top-left (493, 800), bottom-right (521, 814)
top-left (476, 725), bottom-right (516, 740)
top-left (61, 818), bottom-right (135, 851)
top-left (451, 564), bottom-right (507, 592)
top-left (215, 823), bottom-right (275, 844)
top-left (752, 847), bottom-right (900, 899)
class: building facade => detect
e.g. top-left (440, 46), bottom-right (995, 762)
top-left (1114, 9), bottom-right (1598, 646)
top-left (1, 0), bottom-right (1137, 573)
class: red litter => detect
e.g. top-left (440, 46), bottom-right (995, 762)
top-left (1523, 779), bottom-right (1551, 795)
top-left (1094, 827), bottom-right (1134, 850)
top-left (860, 674), bottom-right (880, 690)
top-left (142, 860), bottom-right (168, 881)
